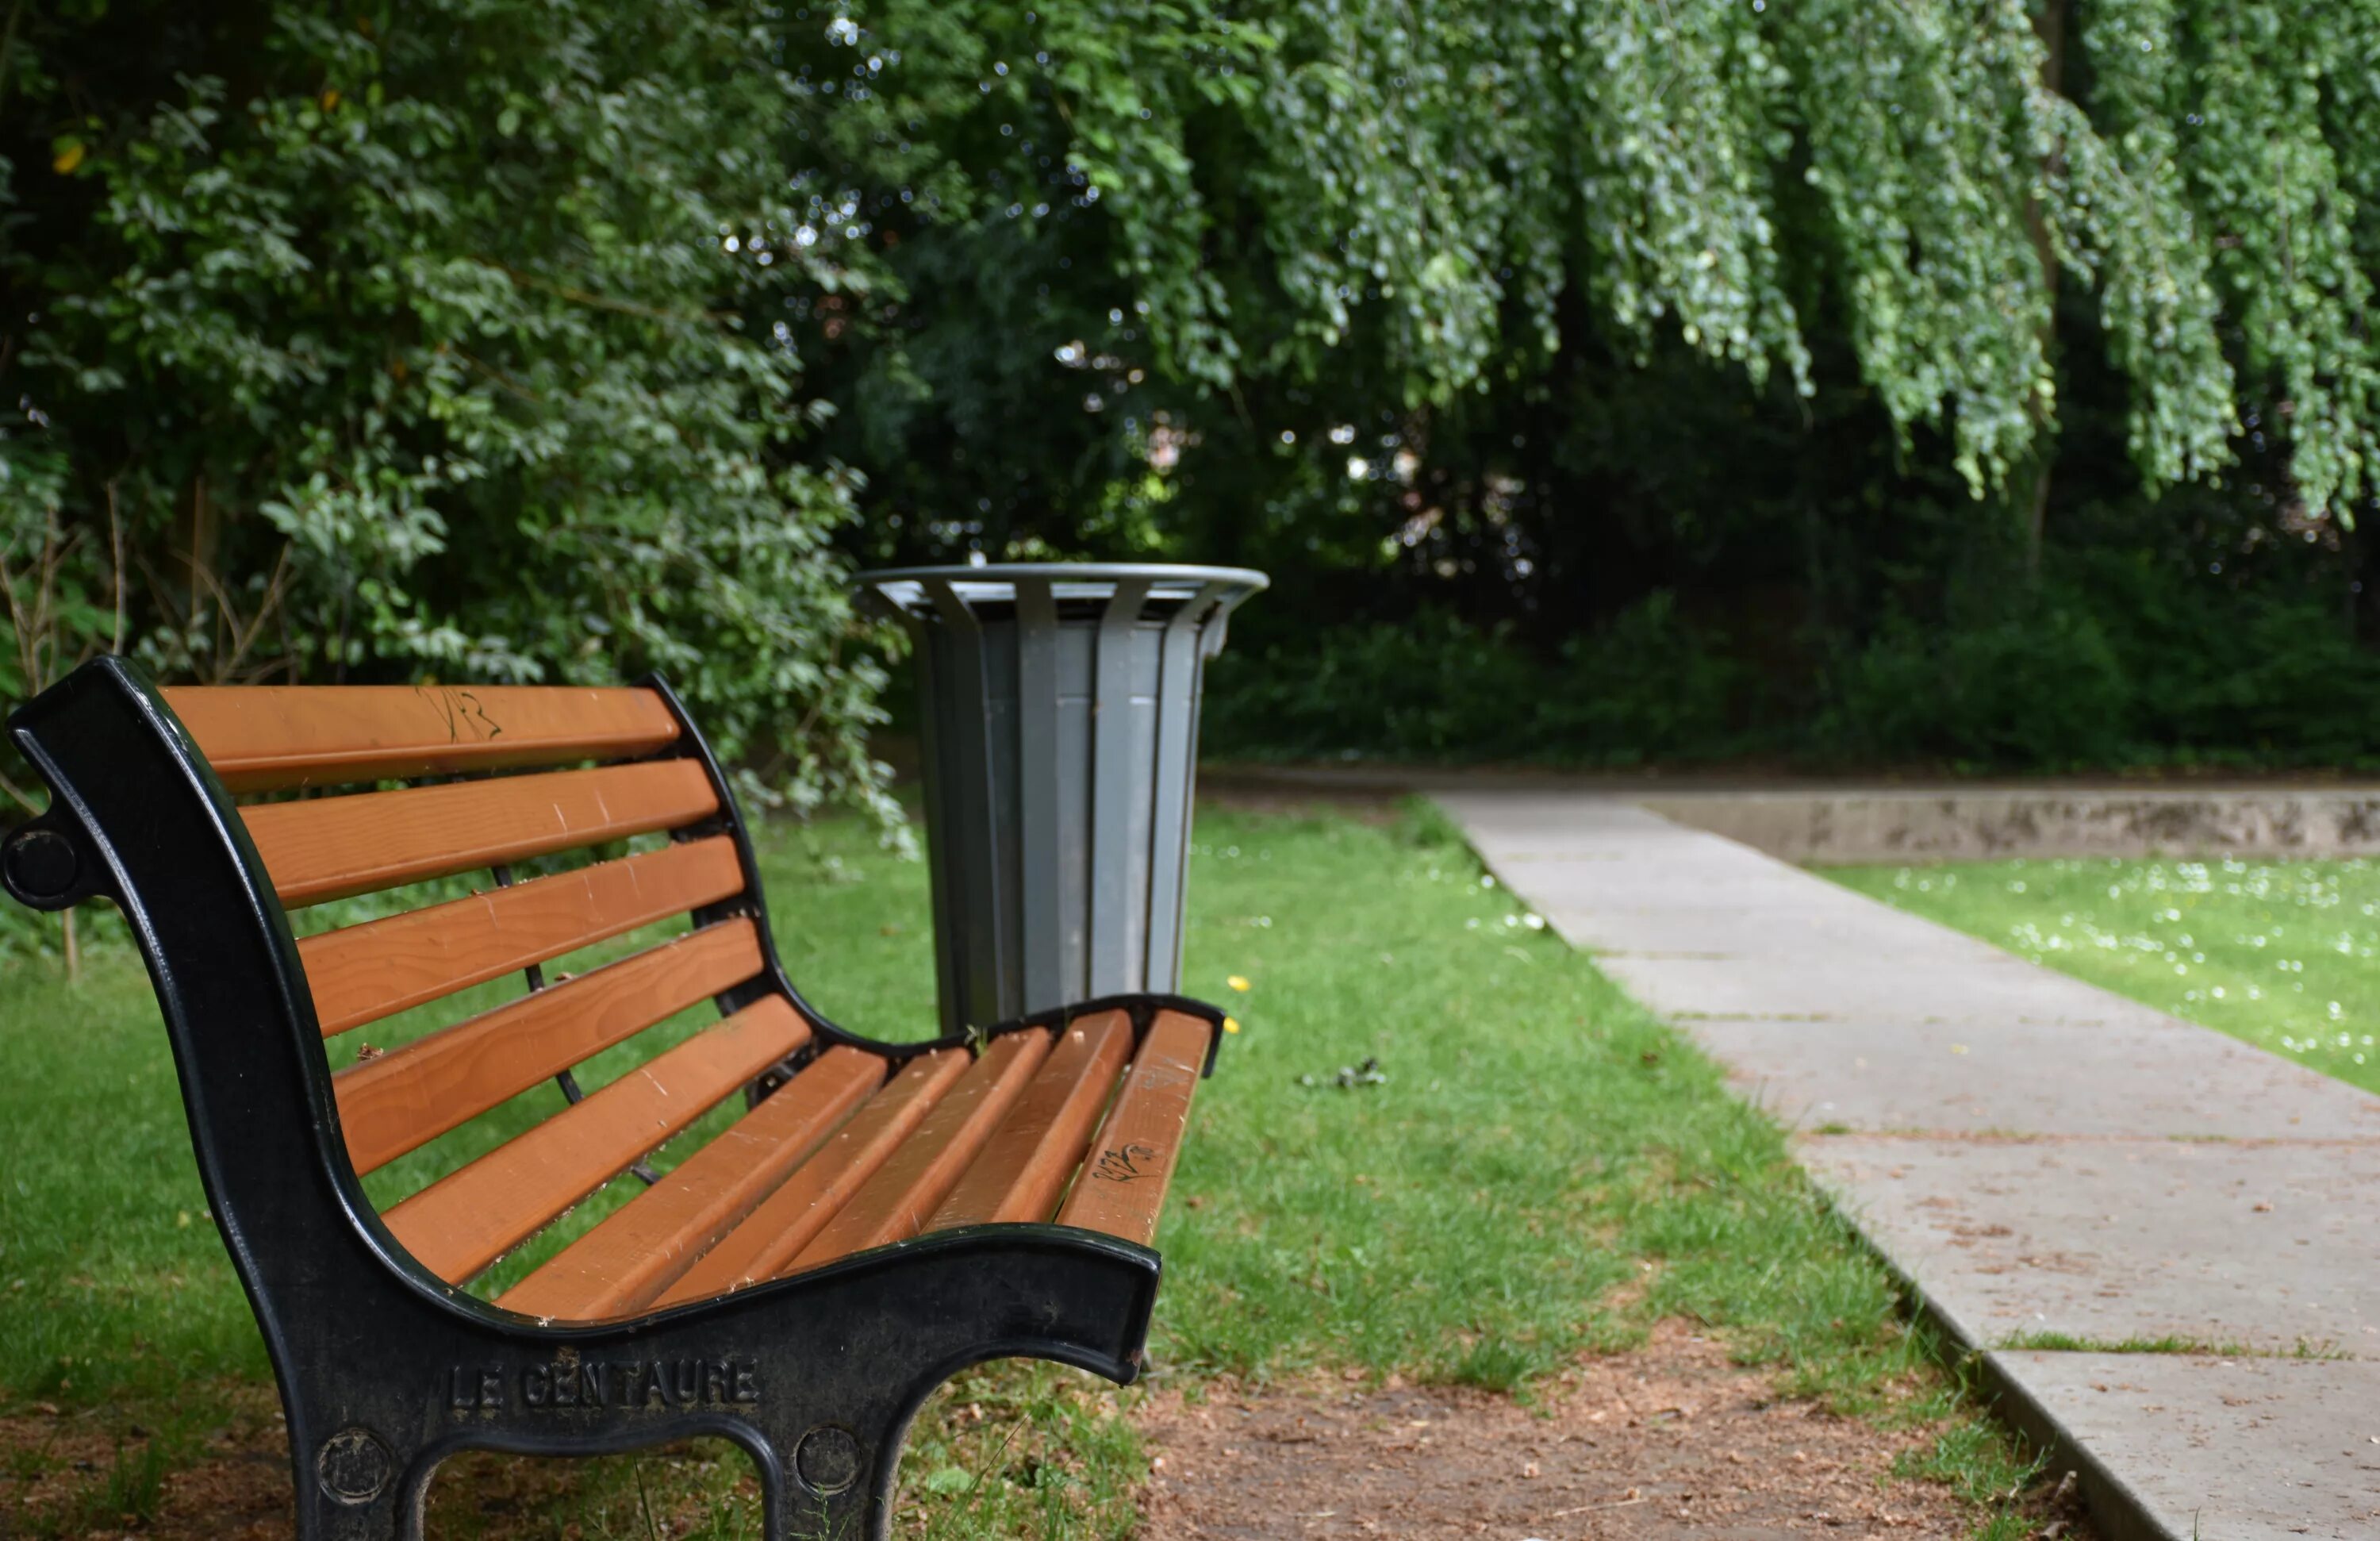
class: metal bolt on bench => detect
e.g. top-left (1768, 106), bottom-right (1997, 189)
top-left (1, 658), bottom-right (1234, 1540)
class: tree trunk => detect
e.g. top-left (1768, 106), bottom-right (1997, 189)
top-left (171, 471), bottom-right (221, 632)
top-left (2020, 0), bottom-right (2068, 578)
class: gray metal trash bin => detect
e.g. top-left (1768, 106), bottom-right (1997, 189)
top-left (858, 563), bottom-right (1266, 1036)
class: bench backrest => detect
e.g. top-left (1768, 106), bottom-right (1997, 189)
top-left (157, 680), bottom-right (818, 1280)
top-left (9, 662), bottom-right (1211, 1332)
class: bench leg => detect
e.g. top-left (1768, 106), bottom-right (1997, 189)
top-left (282, 1415), bottom-right (891, 1541)
top-left (742, 1236), bottom-right (1167, 1539)
top-left (261, 1229), bottom-right (1157, 1539)
top-left (278, 1423), bottom-right (432, 1541)
top-left (267, 1363), bottom-right (1009, 1541)
top-left (285, 1416), bottom-right (837, 1541)
top-left (270, 1412), bottom-right (893, 1541)
top-left (754, 1394), bottom-right (917, 1541)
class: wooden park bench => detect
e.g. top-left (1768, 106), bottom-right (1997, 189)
top-left (0, 658), bottom-right (1223, 1541)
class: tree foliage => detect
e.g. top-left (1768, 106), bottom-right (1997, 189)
top-left (821, 0), bottom-right (2378, 521)
top-left (7, 0), bottom-right (2380, 827)
top-left (4, 0), bottom-right (891, 817)
top-left (807, 0), bottom-right (2380, 772)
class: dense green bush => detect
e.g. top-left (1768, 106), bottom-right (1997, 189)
top-left (2074, 550), bottom-right (2380, 767)
top-left (1205, 566), bottom-right (2380, 774)
top-left (1822, 605), bottom-right (2138, 769)
top-left (1205, 594), bottom-right (1752, 767)
top-left (1536, 594), bottom-right (1751, 767)
top-left (2, 0), bottom-right (892, 824)
top-left (1203, 610), bottom-right (1543, 763)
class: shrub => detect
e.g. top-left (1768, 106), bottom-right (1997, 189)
top-left (1203, 609), bottom-right (1542, 763)
top-left (1820, 604), bottom-right (2135, 769)
top-left (2, 0), bottom-right (893, 824)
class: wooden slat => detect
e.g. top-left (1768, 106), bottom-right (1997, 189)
top-left (926, 1012), bottom-right (1131, 1231)
top-left (334, 918), bottom-right (762, 1174)
top-left (298, 836), bottom-right (745, 1036)
top-left (163, 683), bottom-right (681, 793)
top-left (497, 1047), bottom-right (886, 1321)
top-left (789, 1028), bottom-right (1054, 1273)
top-left (244, 759), bottom-right (718, 908)
top-left (383, 997), bottom-right (811, 1284)
top-left (1054, 1012), bottom-right (1213, 1247)
top-left (654, 1048), bottom-right (973, 1308)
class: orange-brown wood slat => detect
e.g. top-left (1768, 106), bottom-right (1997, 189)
top-left (497, 1047), bottom-right (887, 1322)
top-left (334, 918), bottom-right (763, 1174)
top-left (1054, 1011), bottom-right (1214, 1247)
top-left (382, 997), bottom-right (812, 1284)
top-left (244, 759), bottom-right (718, 908)
top-left (654, 1048), bottom-right (973, 1309)
top-left (299, 836), bottom-right (746, 1037)
top-left (787, 1028), bottom-right (1054, 1274)
top-left (925, 1011), bottom-right (1131, 1232)
top-left (163, 684), bottom-right (681, 793)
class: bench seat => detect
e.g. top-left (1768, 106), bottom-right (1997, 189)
top-left (1, 660), bottom-right (1222, 1541)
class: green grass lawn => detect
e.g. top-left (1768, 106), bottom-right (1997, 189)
top-left (0, 802), bottom-right (2048, 1537)
top-left (1827, 855), bottom-right (2380, 1097)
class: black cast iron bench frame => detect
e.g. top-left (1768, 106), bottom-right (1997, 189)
top-left (1, 658), bottom-right (1224, 1540)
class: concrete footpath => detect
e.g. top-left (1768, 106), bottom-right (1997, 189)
top-left (1435, 791), bottom-right (2380, 1541)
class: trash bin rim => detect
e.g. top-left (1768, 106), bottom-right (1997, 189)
top-left (856, 562), bottom-right (1268, 614)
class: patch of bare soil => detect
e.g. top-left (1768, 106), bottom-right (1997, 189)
top-left (1135, 1324), bottom-right (2083, 1540)
top-left (1, 1383), bottom-right (292, 1539)
top-left (2, 1330), bottom-right (2089, 1539)
top-left (0, 1391), bottom-right (768, 1540)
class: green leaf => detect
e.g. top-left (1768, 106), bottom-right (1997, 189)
top-left (920, 1465), bottom-right (975, 1495)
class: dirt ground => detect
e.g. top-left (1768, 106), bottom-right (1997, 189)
top-left (1135, 1324), bottom-right (2088, 1541)
top-left (1, 1382), bottom-right (294, 1539)
top-left (2, 1328), bottom-right (2088, 1539)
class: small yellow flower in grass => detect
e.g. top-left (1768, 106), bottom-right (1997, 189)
top-left (1223, 1016), bottom-right (1242, 1035)
top-left (1226, 974), bottom-right (1251, 993)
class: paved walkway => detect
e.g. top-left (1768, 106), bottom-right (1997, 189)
top-left (1435, 791), bottom-right (2380, 1541)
